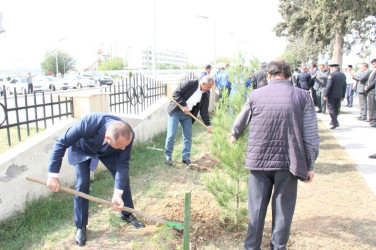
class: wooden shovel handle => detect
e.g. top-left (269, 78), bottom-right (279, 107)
top-left (25, 176), bottom-right (167, 224)
top-left (170, 98), bottom-right (210, 131)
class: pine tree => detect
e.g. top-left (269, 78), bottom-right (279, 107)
top-left (204, 53), bottom-right (257, 231)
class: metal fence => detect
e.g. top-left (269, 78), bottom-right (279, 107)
top-left (179, 72), bottom-right (199, 83)
top-left (0, 89), bottom-right (73, 146)
top-left (106, 74), bottom-right (167, 114)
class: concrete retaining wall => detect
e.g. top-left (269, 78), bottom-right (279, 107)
top-left (0, 94), bottom-right (169, 221)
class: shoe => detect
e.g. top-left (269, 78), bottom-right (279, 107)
top-left (166, 158), bottom-right (173, 166)
top-left (366, 120), bottom-right (371, 122)
top-left (316, 110), bottom-right (322, 113)
top-left (330, 125), bottom-right (339, 129)
top-left (348, 105), bottom-right (353, 107)
top-left (357, 117), bottom-right (366, 121)
top-left (121, 214), bottom-right (145, 229)
top-left (75, 227), bottom-right (86, 246)
top-left (182, 159), bottom-right (192, 165)
top-left (371, 125), bottom-right (376, 128)
top-left (322, 111), bottom-right (326, 114)
top-left (369, 153), bottom-right (376, 159)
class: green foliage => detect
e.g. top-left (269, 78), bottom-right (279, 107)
top-left (213, 56), bottom-right (232, 66)
top-left (183, 63), bottom-right (200, 69)
top-left (274, 0), bottom-right (376, 63)
top-left (205, 52), bottom-right (253, 231)
top-left (98, 57), bottom-right (125, 71)
top-left (279, 49), bottom-right (302, 69)
top-left (7, 76), bottom-right (11, 81)
top-left (41, 50), bottom-right (75, 75)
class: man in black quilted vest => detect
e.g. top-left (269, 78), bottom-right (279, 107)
top-left (231, 60), bottom-right (320, 250)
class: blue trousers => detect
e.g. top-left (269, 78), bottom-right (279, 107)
top-left (74, 160), bottom-right (134, 228)
top-left (346, 84), bottom-right (354, 106)
top-left (165, 109), bottom-right (192, 161)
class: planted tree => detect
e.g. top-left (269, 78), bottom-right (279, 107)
top-left (204, 52), bottom-right (256, 231)
top-left (98, 57), bottom-right (125, 71)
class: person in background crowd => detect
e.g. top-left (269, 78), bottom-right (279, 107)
top-left (310, 63), bottom-right (319, 106)
top-left (200, 64), bottom-right (211, 79)
top-left (315, 64), bottom-right (329, 113)
top-left (292, 67), bottom-right (300, 87)
top-left (345, 65), bottom-right (356, 107)
top-left (324, 64), bottom-right (347, 129)
top-left (251, 62), bottom-right (268, 89)
top-left (231, 60), bottom-right (319, 250)
top-left (297, 66), bottom-right (311, 90)
top-left (365, 58), bottom-right (376, 127)
top-left (353, 63), bottom-right (371, 121)
top-left (27, 72), bottom-right (33, 94)
top-left (216, 67), bottom-right (231, 97)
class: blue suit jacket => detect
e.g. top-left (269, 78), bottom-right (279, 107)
top-left (48, 113), bottom-right (134, 191)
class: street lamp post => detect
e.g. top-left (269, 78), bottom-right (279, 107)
top-left (196, 15), bottom-right (216, 68)
top-left (153, 0), bottom-right (157, 81)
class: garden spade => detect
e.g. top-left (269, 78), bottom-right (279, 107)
top-left (170, 98), bottom-right (212, 133)
top-left (25, 176), bottom-right (184, 234)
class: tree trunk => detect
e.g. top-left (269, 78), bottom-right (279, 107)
top-left (332, 25), bottom-right (345, 68)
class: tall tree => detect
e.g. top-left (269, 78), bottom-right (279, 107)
top-left (41, 50), bottom-right (75, 75)
top-left (274, 0), bottom-right (376, 66)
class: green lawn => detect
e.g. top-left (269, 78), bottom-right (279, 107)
top-left (0, 127), bottom-right (44, 154)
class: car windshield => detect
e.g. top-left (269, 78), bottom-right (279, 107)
top-left (20, 78), bottom-right (27, 83)
top-left (76, 76), bottom-right (84, 79)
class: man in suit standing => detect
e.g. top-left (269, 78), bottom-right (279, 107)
top-left (47, 113), bottom-right (144, 246)
top-left (165, 75), bottom-right (213, 166)
top-left (365, 58), bottom-right (376, 127)
top-left (251, 62), bottom-right (268, 89)
top-left (315, 64), bottom-right (329, 113)
top-left (297, 66), bottom-right (311, 90)
top-left (324, 64), bottom-right (347, 129)
top-left (310, 63), bottom-right (319, 106)
top-left (353, 63), bottom-right (371, 121)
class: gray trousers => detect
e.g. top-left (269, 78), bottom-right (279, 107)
top-left (369, 93), bottom-right (376, 125)
top-left (359, 93), bottom-right (368, 119)
top-left (245, 171), bottom-right (297, 250)
top-left (317, 89), bottom-right (326, 112)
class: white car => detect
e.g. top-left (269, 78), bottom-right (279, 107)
top-left (62, 75), bottom-right (96, 89)
top-left (6, 78), bottom-right (28, 95)
top-left (33, 76), bottom-right (62, 92)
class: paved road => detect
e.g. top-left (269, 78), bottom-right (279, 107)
top-left (317, 94), bottom-right (376, 196)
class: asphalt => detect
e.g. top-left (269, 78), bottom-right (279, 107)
top-left (317, 94), bottom-right (376, 196)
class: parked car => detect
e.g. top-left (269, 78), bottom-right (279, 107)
top-left (6, 78), bottom-right (28, 94)
top-left (33, 75), bottom-right (62, 92)
top-left (97, 75), bottom-right (114, 86)
top-left (61, 75), bottom-right (95, 89)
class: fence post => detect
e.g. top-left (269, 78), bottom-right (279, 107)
top-left (183, 190), bottom-right (191, 250)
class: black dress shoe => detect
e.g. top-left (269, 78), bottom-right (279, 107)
top-left (166, 158), bottom-right (173, 166)
top-left (75, 227), bottom-right (86, 246)
top-left (330, 125), bottom-right (339, 129)
top-left (316, 110), bottom-right (322, 113)
top-left (357, 117), bottom-right (366, 121)
top-left (182, 159), bottom-right (192, 165)
top-left (121, 214), bottom-right (145, 229)
top-left (369, 153), bottom-right (376, 159)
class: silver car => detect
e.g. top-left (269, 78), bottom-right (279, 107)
top-left (62, 75), bottom-right (96, 89)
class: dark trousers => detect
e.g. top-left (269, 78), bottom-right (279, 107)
top-left (311, 88), bottom-right (317, 106)
top-left (245, 171), bottom-right (297, 250)
top-left (346, 84), bottom-right (354, 106)
top-left (359, 93), bottom-right (368, 119)
top-left (28, 83), bottom-right (33, 94)
top-left (369, 93), bottom-right (376, 125)
top-left (316, 89), bottom-right (326, 112)
top-left (327, 98), bottom-right (341, 126)
top-left (74, 160), bottom-right (134, 228)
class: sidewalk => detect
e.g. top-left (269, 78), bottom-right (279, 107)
top-left (317, 94), bottom-right (376, 196)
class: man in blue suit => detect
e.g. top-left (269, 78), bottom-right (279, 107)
top-left (47, 113), bottom-right (144, 246)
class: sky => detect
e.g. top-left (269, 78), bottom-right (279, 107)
top-left (0, 0), bottom-right (288, 73)
top-left (0, 0), bottom-right (373, 74)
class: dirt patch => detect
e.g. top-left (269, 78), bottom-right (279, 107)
top-left (143, 191), bottom-right (234, 246)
